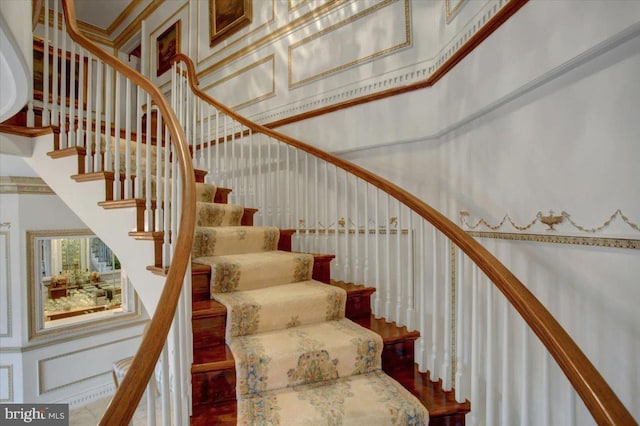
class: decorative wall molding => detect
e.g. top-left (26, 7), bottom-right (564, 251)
top-left (38, 335), bottom-right (140, 394)
top-left (288, 0), bottom-right (411, 88)
top-left (467, 232), bottom-right (640, 250)
top-left (0, 176), bottom-right (54, 195)
top-left (65, 382), bottom-right (115, 409)
top-left (0, 365), bottom-right (14, 402)
top-left (252, 0), bottom-right (518, 124)
top-left (0, 231), bottom-right (12, 338)
top-left (446, 0), bottom-right (469, 23)
top-left (459, 209), bottom-right (640, 235)
top-left (202, 55), bottom-right (276, 110)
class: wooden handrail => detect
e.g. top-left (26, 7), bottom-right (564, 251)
top-left (171, 53), bottom-right (636, 425)
top-left (59, 2), bottom-right (196, 425)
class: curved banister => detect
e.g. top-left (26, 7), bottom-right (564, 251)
top-left (59, 3), bottom-right (196, 425)
top-left (171, 53), bottom-right (635, 425)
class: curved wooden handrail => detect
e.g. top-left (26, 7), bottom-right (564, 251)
top-left (171, 53), bottom-right (636, 425)
top-left (60, 3), bottom-right (196, 425)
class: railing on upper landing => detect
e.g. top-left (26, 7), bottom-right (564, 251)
top-left (169, 53), bottom-right (637, 425)
top-left (28, 1), bottom-right (195, 424)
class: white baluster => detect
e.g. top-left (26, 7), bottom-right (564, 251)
top-left (135, 86), bottom-right (143, 198)
top-left (155, 110), bottom-right (162, 232)
top-left (395, 200), bottom-right (403, 325)
top-left (441, 238), bottom-right (452, 391)
top-left (161, 344), bottom-right (171, 426)
top-left (85, 55), bottom-right (93, 172)
top-left (76, 47), bottom-right (85, 147)
top-left (333, 165), bottom-right (339, 276)
top-left (468, 266), bottom-right (479, 426)
top-left (354, 179), bottom-right (360, 284)
top-left (42, 0), bottom-right (50, 125)
top-left (384, 195), bottom-right (391, 318)
top-left (313, 157), bottom-right (318, 249)
top-left (286, 141), bottom-right (291, 227)
top-left (418, 219), bottom-right (426, 367)
top-left (520, 321), bottom-right (529, 426)
top-left (104, 67), bottom-right (112, 172)
top-left (373, 189), bottom-right (380, 315)
top-left (113, 72), bottom-right (121, 199)
top-left (145, 95), bottom-right (152, 230)
top-left (163, 127), bottom-right (171, 267)
top-left (485, 279), bottom-right (495, 425)
top-left (94, 61), bottom-right (104, 172)
top-left (59, 19), bottom-right (67, 146)
top-left (430, 231), bottom-right (439, 377)
top-left (455, 248), bottom-right (465, 403)
top-left (68, 39), bottom-right (76, 146)
top-left (499, 297), bottom-right (510, 424)
top-left (124, 78), bottom-right (132, 199)
top-left (406, 211), bottom-right (414, 331)
top-left (52, 0), bottom-right (59, 127)
top-left (215, 110), bottom-right (220, 177)
top-left (344, 171), bottom-right (350, 281)
top-left (146, 375), bottom-right (157, 426)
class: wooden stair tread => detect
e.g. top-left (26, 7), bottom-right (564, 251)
top-left (192, 299), bottom-right (225, 318)
top-left (356, 315), bottom-right (420, 344)
top-left (330, 279), bottom-right (376, 295)
top-left (387, 365), bottom-right (471, 419)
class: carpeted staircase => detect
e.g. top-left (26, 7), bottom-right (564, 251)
top-left (190, 182), bottom-right (429, 425)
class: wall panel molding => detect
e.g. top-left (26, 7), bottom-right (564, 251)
top-left (38, 336), bottom-right (139, 394)
top-left (0, 231), bottom-right (11, 337)
top-left (0, 177), bottom-right (54, 195)
top-left (288, 0), bottom-right (411, 88)
top-left (0, 365), bottom-right (14, 402)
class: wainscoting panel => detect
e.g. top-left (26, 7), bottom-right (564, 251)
top-left (0, 365), bottom-right (14, 402)
top-left (38, 336), bottom-right (139, 394)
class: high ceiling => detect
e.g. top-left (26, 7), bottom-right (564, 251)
top-left (72, 0), bottom-right (136, 31)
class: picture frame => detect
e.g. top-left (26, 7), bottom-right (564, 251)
top-left (33, 37), bottom-right (88, 108)
top-left (156, 20), bottom-right (181, 76)
top-left (209, 0), bottom-right (252, 47)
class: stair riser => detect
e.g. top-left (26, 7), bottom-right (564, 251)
top-left (192, 369), bottom-right (236, 407)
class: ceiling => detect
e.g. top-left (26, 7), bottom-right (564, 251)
top-left (72, 0), bottom-right (137, 32)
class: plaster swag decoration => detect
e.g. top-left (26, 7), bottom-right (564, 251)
top-left (459, 209), bottom-right (640, 234)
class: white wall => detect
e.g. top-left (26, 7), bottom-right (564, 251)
top-left (0, 153), bottom-right (146, 408)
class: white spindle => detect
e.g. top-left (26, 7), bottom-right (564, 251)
top-left (104, 67), bottom-right (112, 171)
top-left (406, 211), bottom-right (414, 331)
top-left (313, 157), bottom-right (318, 248)
top-left (430, 231), bottom-right (439, 377)
top-left (68, 40), bottom-right (76, 146)
top-left (469, 265), bottom-right (480, 426)
top-left (303, 151), bottom-right (308, 252)
top-left (395, 200), bottom-right (403, 326)
top-left (42, 0), bottom-right (50, 125)
top-left (520, 320), bottom-right (529, 426)
top-left (52, 0), bottom-right (59, 126)
top-left (76, 47), bottom-right (85, 147)
top-left (418, 219), bottom-right (426, 367)
top-left (285, 141), bottom-right (291, 227)
top-left (374, 189), bottom-right (380, 315)
top-left (135, 86), bottom-right (143, 197)
top-left (113, 72), bottom-right (121, 199)
top-left (206, 104), bottom-right (212, 176)
top-left (354, 179), bottom-right (360, 284)
top-left (146, 376), bottom-right (157, 426)
top-left (155, 110), bottom-right (163, 231)
top-left (500, 297), bottom-right (510, 424)
top-left (59, 20), bottom-right (67, 146)
top-left (163, 126), bottom-right (171, 266)
top-left (344, 171), bottom-right (350, 281)
top-left (124, 78), bottom-right (132, 199)
top-left (333, 165), bottom-right (339, 276)
top-left (325, 162), bottom-right (330, 255)
top-left (215, 110), bottom-right (220, 176)
top-left (145, 95), bottom-right (152, 230)
top-left (455, 248), bottom-right (465, 403)
top-left (94, 61), bottom-right (103, 172)
top-left (85, 55), bottom-right (93, 172)
top-left (384, 195), bottom-right (391, 318)
top-left (161, 345), bottom-right (171, 426)
top-left (485, 279), bottom-right (495, 425)
top-left (441, 238), bottom-right (452, 391)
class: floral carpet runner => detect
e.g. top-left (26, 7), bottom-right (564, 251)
top-left (192, 182), bottom-right (429, 425)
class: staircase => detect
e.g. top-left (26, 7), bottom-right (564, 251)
top-left (185, 181), bottom-right (468, 424)
top-left (5, 1), bottom-right (637, 424)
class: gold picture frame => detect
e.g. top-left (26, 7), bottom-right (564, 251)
top-left (209, 0), bottom-right (252, 47)
top-left (156, 20), bottom-right (181, 76)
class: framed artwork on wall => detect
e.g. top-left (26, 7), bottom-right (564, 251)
top-left (209, 0), bottom-right (252, 47)
top-left (157, 20), bottom-right (181, 76)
